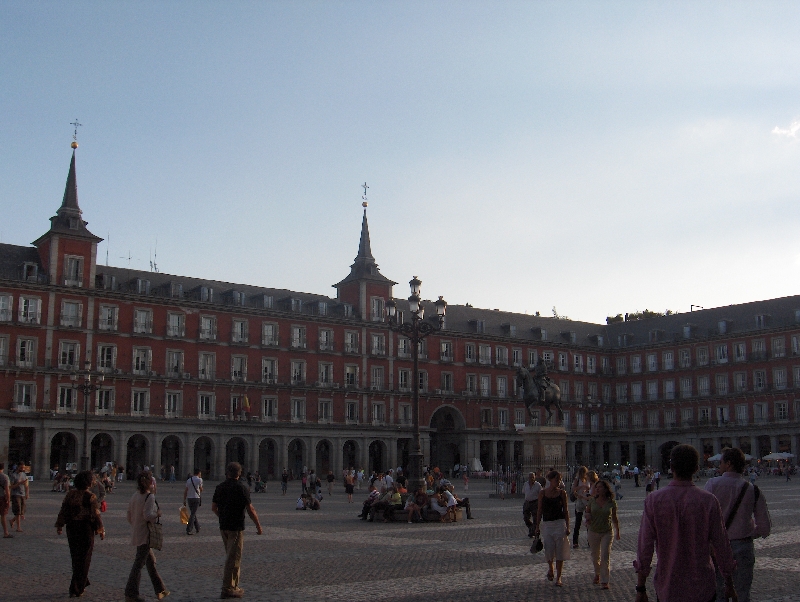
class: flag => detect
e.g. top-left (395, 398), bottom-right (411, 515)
top-left (243, 395), bottom-right (250, 411)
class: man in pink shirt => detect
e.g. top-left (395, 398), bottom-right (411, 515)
top-left (634, 444), bottom-right (737, 602)
top-left (705, 447), bottom-right (770, 602)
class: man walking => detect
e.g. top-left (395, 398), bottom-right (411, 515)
top-left (0, 463), bottom-right (11, 538)
top-left (634, 444), bottom-right (737, 602)
top-left (212, 462), bottom-right (263, 599)
top-left (705, 447), bottom-right (771, 602)
top-left (9, 464), bottom-right (29, 533)
top-left (184, 469), bottom-right (203, 535)
top-left (522, 472), bottom-right (541, 538)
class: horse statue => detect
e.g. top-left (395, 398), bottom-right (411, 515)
top-left (516, 362), bottom-right (564, 425)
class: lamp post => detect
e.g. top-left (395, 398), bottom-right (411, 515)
top-left (579, 394), bottom-right (602, 469)
top-left (71, 360), bottom-right (104, 472)
top-left (386, 276), bottom-right (446, 492)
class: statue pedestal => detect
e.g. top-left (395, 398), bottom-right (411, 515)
top-left (523, 425), bottom-right (568, 475)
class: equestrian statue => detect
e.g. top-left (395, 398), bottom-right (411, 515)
top-left (516, 358), bottom-right (564, 425)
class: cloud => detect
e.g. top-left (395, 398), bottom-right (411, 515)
top-left (772, 119), bottom-right (800, 138)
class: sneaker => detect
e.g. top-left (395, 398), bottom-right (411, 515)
top-left (157, 591), bottom-right (170, 600)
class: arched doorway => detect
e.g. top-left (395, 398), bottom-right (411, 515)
top-left (50, 432), bottom-right (78, 472)
top-left (288, 439), bottom-right (304, 478)
top-left (126, 434), bottom-right (149, 479)
top-left (161, 435), bottom-right (182, 480)
top-left (429, 406), bottom-right (465, 471)
top-left (396, 439), bottom-right (410, 473)
top-left (91, 433), bottom-right (114, 471)
top-left (368, 440), bottom-right (385, 474)
top-left (226, 437), bottom-right (247, 469)
top-left (194, 437), bottom-right (214, 479)
top-left (659, 441), bottom-right (680, 472)
top-left (342, 440), bottom-right (359, 471)
top-left (9, 427), bottom-right (35, 468)
top-left (258, 439), bottom-right (276, 478)
top-left (316, 440), bottom-right (331, 474)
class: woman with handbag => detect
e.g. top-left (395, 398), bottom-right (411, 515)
top-left (125, 472), bottom-right (169, 602)
top-left (535, 470), bottom-right (571, 587)
top-left (55, 470), bottom-right (105, 598)
top-left (584, 479), bottom-right (620, 590)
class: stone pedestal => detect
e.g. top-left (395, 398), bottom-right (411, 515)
top-left (523, 425), bottom-right (567, 475)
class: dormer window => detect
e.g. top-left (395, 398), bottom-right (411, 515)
top-left (755, 314), bottom-right (768, 329)
top-left (136, 278), bottom-right (150, 295)
top-left (262, 295), bottom-right (274, 309)
top-left (170, 282), bottom-right (182, 298)
top-left (683, 325), bottom-right (694, 339)
top-left (470, 319), bottom-right (485, 334)
top-left (370, 297), bottom-right (384, 322)
top-left (200, 286), bottom-right (213, 302)
top-left (22, 263), bottom-right (38, 282)
top-left (318, 301), bottom-right (328, 316)
top-left (291, 298), bottom-right (302, 313)
top-left (342, 303), bottom-right (353, 318)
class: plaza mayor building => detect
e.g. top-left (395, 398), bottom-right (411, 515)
top-left (1, 149), bottom-right (799, 480)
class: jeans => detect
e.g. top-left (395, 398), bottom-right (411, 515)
top-left (523, 500), bottom-right (538, 531)
top-left (588, 530), bottom-right (613, 584)
top-left (716, 537), bottom-right (755, 602)
top-left (573, 511), bottom-right (584, 546)
top-left (220, 529), bottom-right (244, 593)
top-left (186, 498), bottom-right (200, 534)
top-left (125, 543), bottom-right (166, 598)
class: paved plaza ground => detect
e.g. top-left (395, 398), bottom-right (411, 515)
top-left (1, 473), bottom-right (799, 602)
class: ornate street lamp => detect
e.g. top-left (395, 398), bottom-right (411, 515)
top-left (71, 360), bottom-right (104, 471)
top-left (386, 277), bottom-right (446, 492)
top-left (578, 394), bottom-right (602, 468)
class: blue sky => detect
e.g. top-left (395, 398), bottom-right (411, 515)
top-left (2, 2), bottom-right (799, 323)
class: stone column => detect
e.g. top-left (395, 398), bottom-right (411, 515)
top-left (770, 435), bottom-right (779, 455)
top-left (388, 437), bottom-right (397, 472)
top-left (35, 425), bottom-right (50, 481)
top-left (750, 436), bottom-right (759, 459)
top-left (214, 433), bottom-right (226, 481)
top-left (362, 437), bottom-right (370, 473)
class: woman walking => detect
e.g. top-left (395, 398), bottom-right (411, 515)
top-left (585, 480), bottom-right (620, 590)
top-left (535, 470), bottom-right (571, 587)
top-left (55, 470), bottom-right (105, 598)
top-left (571, 466), bottom-right (590, 549)
top-left (125, 472), bottom-right (169, 602)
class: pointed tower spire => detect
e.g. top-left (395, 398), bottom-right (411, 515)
top-left (60, 150), bottom-right (81, 214)
top-left (356, 203), bottom-right (374, 260)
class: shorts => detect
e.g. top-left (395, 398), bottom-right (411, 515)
top-left (11, 496), bottom-right (25, 516)
top-left (0, 496), bottom-right (8, 515)
top-left (345, 484), bottom-right (354, 494)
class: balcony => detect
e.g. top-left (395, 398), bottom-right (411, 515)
top-left (166, 325), bottom-right (184, 337)
top-left (231, 334), bottom-right (248, 344)
top-left (262, 337), bottom-right (279, 347)
top-left (319, 342), bottom-right (335, 352)
top-left (60, 317), bottom-right (81, 328)
top-left (0, 309), bottom-right (12, 322)
top-left (199, 329), bottom-right (217, 341)
top-left (344, 344), bottom-right (359, 354)
top-left (133, 321), bottom-right (153, 335)
top-left (440, 354), bottom-right (453, 362)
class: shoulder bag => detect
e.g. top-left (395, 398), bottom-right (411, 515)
top-left (191, 476), bottom-right (202, 506)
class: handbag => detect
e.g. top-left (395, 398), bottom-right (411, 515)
top-left (145, 493), bottom-right (163, 551)
top-left (179, 505), bottom-right (189, 525)
top-left (100, 500), bottom-right (107, 513)
top-left (530, 535), bottom-right (544, 554)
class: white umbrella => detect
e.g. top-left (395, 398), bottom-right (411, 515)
top-left (762, 452), bottom-right (794, 461)
top-left (707, 453), bottom-right (723, 462)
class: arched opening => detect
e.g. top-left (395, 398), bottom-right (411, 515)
top-left (778, 434), bottom-right (792, 454)
top-left (288, 439), bottom-right (305, 478)
top-left (368, 440), bottom-right (385, 474)
top-left (126, 434), bottom-right (149, 479)
top-left (258, 439), bottom-right (276, 479)
top-left (342, 440), bottom-right (359, 471)
top-left (659, 441), bottom-right (681, 473)
top-left (429, 406), bottom-right (465, 471)
top-left (396, 439), bottom-right (411, 474)
top-left (315, 440), bottom-right (331, 474)
top-left (193, 437), bottom-right (214, 479)
top-left (50, 432), bottom-right (78, 473)
top-left (757, 435), bottom-right (771, 458)
top-left (9, 427), bottom-right (35, 469)
top-left (496, 440), bottom-right (508, 470)
top-left (160, 435), bottom-right (182, 480)
top-left (738, 437), bottom-right (752, 455)
top-left (226, 437), bottom-right (247, 469)
top-left (91, 433), bottom-right (115, 471)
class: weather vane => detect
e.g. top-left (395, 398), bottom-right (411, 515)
top-left (361, 182), bottom-right (369, 208)
top-left (70, 119), bottom-right (82, 149)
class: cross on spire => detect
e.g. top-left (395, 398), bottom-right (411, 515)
top-left (70, 119), bottom-right (82, 142)
top-left (362, 182), bottom-right (369, 200)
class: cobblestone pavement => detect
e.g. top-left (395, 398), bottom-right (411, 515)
top-left (2, 475), bottom-right (799, 602)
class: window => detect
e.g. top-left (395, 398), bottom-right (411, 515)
top-left (715, 344), bottom-right (728, 364)
top-left (479, 345), bottom-right (492, 365)
top-left (398, 369), bottom-right (410, 391)
top-left (795, 366), bottom-right (800, 387)
top-left (631, 355), bottom-right (641, 373)
top-left (59, 341), bottom-right (80, 370)
top-left (370, 366), bottom-right (384, 390)
top-left (17, 338), bottom-right (35, 368)
top-left (291, 360), bottom-right (306, 385)
top-left (793, 335), bottom-right (800, 356)
top-left (22, 262), bottom-right (38, 282)
top-left (199, 352), bottom-right (215, 380)
top-left (530, 409), bottom-right (540, 427)
top-left (0, 336), bottom-right (7, 366)
top-left (342, 303), bottom-right (354, 317)
top-left (132, 347), bottom-right (152, 375)
top-left (262, 358), bottom-right (277, 383)
top-left (396, 336), bottom-right (411, 357)
top-left (481, 408), bottom-right (492, 426)
top-left (132, 390), bottom-right (149, 415)
top-left (498, 409), bottom-right (509, 429)
top-left (290, 298), bottom-right (302, 312)
top-left (697, 347), bottom-right (709, 366)
top-left (317, 301), bottom-right (328, 316)
top-left (647, 353), bottom-right (657, 372)
top-left (370, 297), bottom-right (384, 322)
top-left (98, 305), bottom-right (118, 331)
top-left (345, 401), bottom-right (358, 423)
top-left (465, 343), bottom-right (475, 363)
top-left (528, 350), bottom-right (538, 368)
top-left (698, 407), bottom-right (710, 424)
top-left (616, 383), bottom-right (628, 402)
top-left (680, 377), bottom-right (692, 398)
top-left (441, 372), bottom-right (453, 393)
top-left (465, 374), bottom-right (477, 394)
top-left (262, 397), bottom-right (278, 422)
top-left (200, 286), bottom-right (214, 301)
top-left (753, 370), bottom-right (766, 392)
top-left (372, 403), bottom-right (385, 424)
top-left (291, 398), bottom-right (306, 422)
top-left (773, 368), bottom-right (787, 390)
top-left (133, 309), bottom-right (152, 334)
top-left (371, 333), bottom-right (386, 356)
top-left (60, 301), bottom-right (82, 327)
top-left (558, 352), bottom-right (567, 371)
top-left (165, 392), bottom-right (181, 417)
top-left (662, 351), bottom-right (674, 370)
top-left (561, 412), bottom-right (570, 430)
top-left (200, 316), bottom-right (217, 340)
top-left (18, 296), bottom-right (41, 324)
top-left (632, 412), bottom-right (643, 429)
top-left (319, 328), bottom-right (334, 351)
top-left (734, 342), bottom-right (746, 362)
top-left (497, 376), bottom-right (507, 398)
top-left (735, 404), bottom-right (748, 425)
top-left (198, 393), bottom-right (214, 418)
top-left (698, 375), bottom-right (710, 396)
top-left (440, 341), bottom-right (453, 361)
top-left (515, 408), bottom-right (525, 426)
top-left (232, 319), bottom-right (248, 343)
top-left (512, 348), bottom-right (522, 367)
top-left (480, 375), bottom-right (491, 397)
top-left (318, 400), bottom-right (331, 423)
top-left (754, 403), bottom-right (767, 422)
top-left (166, 350), bottom-right (182, 378)
top-left (345, 365), bottom-right (358, 387)
top-left (617, 413), bottom-right (628, 429)
top-left (317, 362), bottom-right (333, 386)
top-left (58, 386), bottom-right (76, 413)
top-left (474, 320), bottom-right (485, 334)
top-left (231, 356), bottom-right (247, 381)
top-left (14, 383), bottom-right (34, 410)
top-left (167, 313), bottom-right (185, 337)
top-left (0, 293), bottom-right (12, 322)
top-left (262, 323), bottom-right (278, 346)
top-left (664, 379), bottom-right (675, 400)
top-left (496, 346), bottom-right (508, 366)
top-left (291, 326), bottom-right (307, 349)
top-left (98, 345), bottom-right (116, 372)
top-left (573, 354), bottom-right (583, 373)
top-left (574, 381), bottom-right (583, 402)
top-left (647, 381), bottom-right (658, 401)
top-left (631, 382), bottom-right (642, 402)
top-left (587, 356), bottom-right (596, 374)
top-left (616, 357), bottom-right (627, 375)
top-left (734, 372), bottom-right (747, 393)
top-left (418, 370), bottom-right (428, 393)
top-left (715, 374), bottom-right (728, 396)
top-left (775, 401), bottom-right (788, 420)
top-left (399, 404), bottom-right (412, 425)
top-left (679, 349), bottom-right (691, 368)
top-left (752, 339), bottom-right (766, 361)
top-left (96, 389), bottom-right (114, 416)
top-left (772, 337), bottom-right (786, 358)
top-left (135, 278), bottom-right (151, 295)
top-left (345, 331), bottom-right (359, 353)
top-left (64, 255), bottom-right (83, 286)
top-left (755, 314), bottom-right (767, 329)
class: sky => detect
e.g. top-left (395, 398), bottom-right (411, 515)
top-left (1, 2), bottom-right (799, 324)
